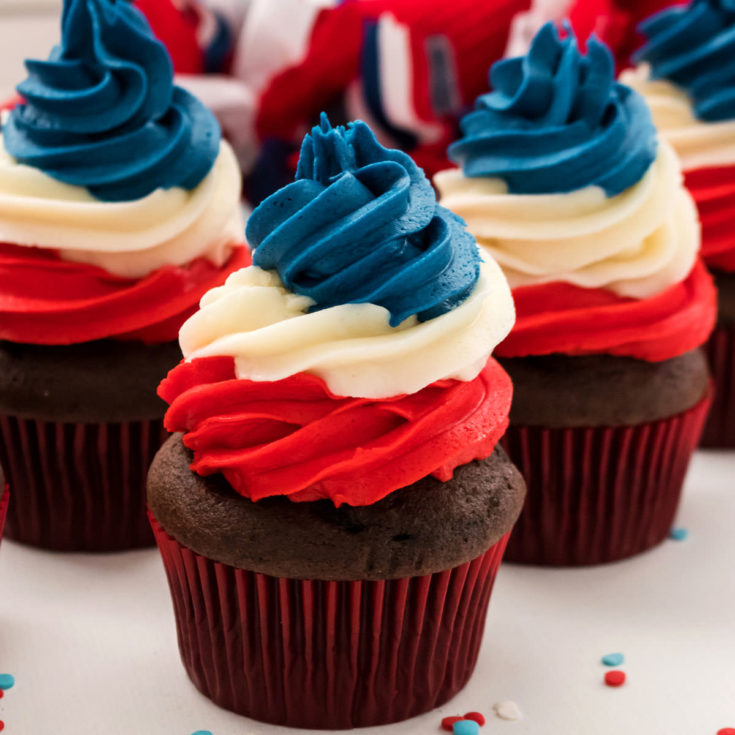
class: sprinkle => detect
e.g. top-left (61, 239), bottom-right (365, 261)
top-left (0, 675), bottom-right (14, 691)
top-left (464, 712), bottom-right (486, 726)
top-left (441, 717), bottom-right (463, 732)
top-left (601, 653), bottom-right (624, 667)
top-left (717, 730), bottom-right (735, 735)
top-left (0, 690), bottom-right (3, 699)
top-left (0, 720), bottom-right (4, 731)
top-left (493, 701), bottom-right (523, 721)
top-left (191, 731), bottom-right (213, 735)
top-left (453, 721), bottom-right (480, 735)
top-left (604, 670), bottom-right (626, 687)
top-left (669, 527), bottom-right (689, 541)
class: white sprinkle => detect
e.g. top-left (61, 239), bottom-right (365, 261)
top-left (494, 700), bottom-right (523, 721)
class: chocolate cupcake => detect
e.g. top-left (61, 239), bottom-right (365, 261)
top-left (0, 0), bottom-right (247, 551)
top-left (437, 24), bottom-right (716, 566)
top-left (622, 0), bottom-right (735, 447)
top-left (148, 115), bottom-right (525, 728)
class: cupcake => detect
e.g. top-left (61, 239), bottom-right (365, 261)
top-left (436, 23), bottom-right (716, 566)
top-left (0, 0), bottom-right (247, 551)
top-left (148, 115), bottom-right (525, 729)
top-left (621, 0), bottom-right (735, 448)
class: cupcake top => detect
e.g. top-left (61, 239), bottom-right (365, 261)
top-left (436, 23), bottom-right (715, 362)
top-left (160, 115), bottom-right (516, 507)
top-left (622, 0), bottom-right (735, 171)
top-left (0, 0), bottom-right (247, 345)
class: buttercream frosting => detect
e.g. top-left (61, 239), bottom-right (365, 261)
top-left (436, 141), bottom-right (698, 300)
top-left (179, 258), bottom-right (514, 399)
top-left (448, 23), bottom-right (658, 197)
top-left (0, 139), bottom-right (244, 279)
top-left (247, 115), bottom-right (480, 327)
top-left (3, 0), bottom-right (220, 202)
top-left (621, 66), bottom-right (735, 171)
top-left (633, 0), bottom-right (735, 123)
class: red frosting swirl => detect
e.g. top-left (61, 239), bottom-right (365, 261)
top-left (685, 165), bottom-right (735, 272)
top-left (496, 260), bottom-right (716, 362)
top-left (159, 356), bottom-right (512, 507)
top-left (0, 243), bottom-right (250, 345)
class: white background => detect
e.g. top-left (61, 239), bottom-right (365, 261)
top-left (1, 6), bottom-right (734, 735)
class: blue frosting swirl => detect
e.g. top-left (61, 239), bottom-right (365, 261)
top-left (635, 0), bottom-right (735, 122)
top-left (448, 23), bottom-right (658, 197)
top-left (246, 114), bottom-right (481, 327)
top-left (2, 0), bottom-right (220, 201)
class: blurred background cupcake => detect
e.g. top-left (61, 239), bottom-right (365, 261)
top-left (148, 116), bottom-right (525, 728)
top-left (0, 0), bottom-right (248, 551)
top-left (436, 23), bottom-right (716, 566)
top-left (621, 0), bottom-right (735, 448)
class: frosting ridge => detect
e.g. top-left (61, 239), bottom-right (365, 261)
top-left (448, 23), bottom-right (658, 197)
top-left (179, 258), bottom-right (514, 399)
top-left (436, 142), bottom-right (698, 300)
top-left (246, 114), bottom-right (480, 327)
top-left (635, 0), bottom-right (735, 123)
top-left (3, 0), bottom-right (220, 201)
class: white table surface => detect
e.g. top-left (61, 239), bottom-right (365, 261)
top-left (1, 450), bottom-right (734, 735)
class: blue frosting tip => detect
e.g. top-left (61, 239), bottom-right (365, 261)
top-left (2, 0), bottom-right (221, 201)
top-left (635, 0), bottom-right (735, 122)
top-left (449, 22), bottom-right (658, 198)
top-left (247, 114), bottom-right (481, 327)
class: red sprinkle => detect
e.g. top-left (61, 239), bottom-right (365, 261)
top-left (441, 716), bottom-right (464, 731)
top-left (717, 730), bottom-right (735, 735)
top-left (464, 712), bottom-right (486, 726)
top-left (0, 690), bottom-right (4, 699)
top-left (0, 721), bottom-right (5, 731)
top-left (604, 670), bottom-right (626, 687)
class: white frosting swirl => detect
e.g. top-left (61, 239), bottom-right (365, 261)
top-left (435, 142), bottom-right (699, 300)
top-left (179, 257), bottom-right (515, 399)
top-left (0, 137), bottom-right (244, 278)
top-left (621, 65), bottom-right (735, 171)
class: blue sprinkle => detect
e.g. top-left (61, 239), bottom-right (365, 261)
top-left (0, 674), bottom-right (15, 690)
top-left (670, 527), bottom-right (689, 541)
top-left (453, 721), bottom-right (480, 735)
top-left (191, 731), bottom-right (213, 735)
top-left (601, 653), bottom-right (624, 667)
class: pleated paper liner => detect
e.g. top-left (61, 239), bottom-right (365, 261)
top-left (701, 325), bottom-right (735, 448)
top-left (0, 487), bottom-right (9, 545)
top-left (501, 389), bottom-right (712, 566)
top-left (0, 416), bottom-right (168, 551)
top-left (151, 514), bottom-right (510, 730)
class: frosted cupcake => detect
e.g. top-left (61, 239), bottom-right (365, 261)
top-left (148, 115), bottom-right (525, 728)
top-left (436, 24), bottom-right (716, 566)
top-left (0, 0), bottom-right (247, 550)
top-left (622, 0), bottom-right (735, 447)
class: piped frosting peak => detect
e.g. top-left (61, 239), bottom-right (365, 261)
top-left (2, 0), bottom-right (220, 201)
top-left (449, 23), bottom-right (658, 197)
top-left (635, 0), bottom-right (735, 122)
top-left (246, 114), bottom-right (481, 327)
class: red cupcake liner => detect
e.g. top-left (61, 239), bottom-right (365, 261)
top-left (0, 416), bottom-right (167, 551)
top-left (701, 325), bottom-right (735, 448)
top-left (150, 514), bottom-right (510, 730)
top-left (501, 390), bottom-right (712, 566)
top-left (0, 488), bottom-right (9, 546)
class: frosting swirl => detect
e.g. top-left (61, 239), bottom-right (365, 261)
top-left (448, 23), bottom-right (658, 197)
top-left (436, 142), bottom-right (699, 300)
top-left (2, 0), bottom-right (220, 202)
top-left (246, 114), bottom-right (480, 327)
top-left (179, 259), bottom-right (513, 399)
top-left (634, 0), bottom-right (735, 123)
